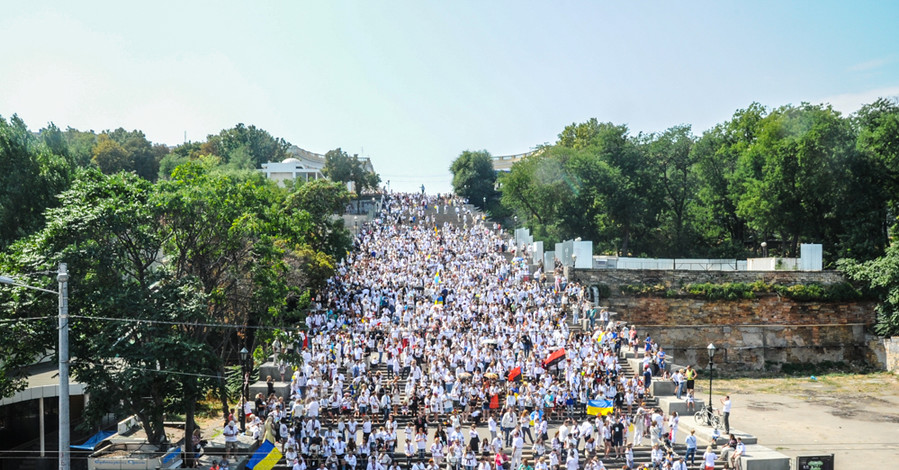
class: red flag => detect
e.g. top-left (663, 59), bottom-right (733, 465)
top-left (543, 348), bottom-right (566, 368)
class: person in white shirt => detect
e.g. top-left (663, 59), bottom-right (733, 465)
top-left (511, 431), bottom-right (524, 469)
top-left (720, 395), bottom-right (732, 434)
top-left (565, 450), bottom-right (578, 470)
top-left (702, 446), bottom-right (716, 470)
top-left (222, 420), bottom-right (238, 460)
top-left (732, 437), bottom-right (746, 470)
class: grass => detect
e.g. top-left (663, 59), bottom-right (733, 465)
top-left (696, 372), bottom-right (899, 399)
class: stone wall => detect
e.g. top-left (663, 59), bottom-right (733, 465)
top-left (570, 269), bottom-right (881, 370)
top-left (573, 269), bottom-right (845, 293)
top-left (884, 337), bottom-right (899, 373)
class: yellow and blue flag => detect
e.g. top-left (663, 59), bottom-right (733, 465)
top-left (586, 399), bottom-right (613, 416)
top-left (247, 440), bottom-right (283, 470)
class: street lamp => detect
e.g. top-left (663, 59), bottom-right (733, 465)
top-left (761, 241), bottom-right (768, 258)
top-left (707, 343), bottom-right (716, 414)
top-left (0, 263), bottom-right (70, 470)
top-left (238, 347), bottom-right (249, 432)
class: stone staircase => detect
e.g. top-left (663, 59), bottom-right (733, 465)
top-left (243, 203), bottom-right (741, 469)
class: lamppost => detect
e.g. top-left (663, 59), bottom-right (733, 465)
top-left (761, 241), bottom-right (768, 258)
top-left (238, 347), bottom-right (249, 432)
top-left (707, 343), bottom-right (716, 412)
top-left (0, 263), bottom-right (70, 470)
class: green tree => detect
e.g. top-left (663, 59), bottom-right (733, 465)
top-left (1, 164), bottom-right (340, 457)
top-left (839, 245), bottom-right (899, 335)
top-left (108, 128), bottom-right (159, 181)
top-left (735, 103), bottom-right (855, 256)
top-left (450, 150), bottom-right (498, 210)
top-left (322, 148), bottom-right (380, 194)
top-left (91, 133), bottom-right (133, 174)
top-left (204, 123), bottom-right (291, 168)
top-left (645, 125), bottom-right (698, 256)
top-left (0, 115), bottom-right (74, 249)
top-left (282, 178), bottom-right (353, 261)
top-left (64, 127), bottom-right (98, 167)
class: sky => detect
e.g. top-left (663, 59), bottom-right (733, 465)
top-left (1, 1), bottom-right (898, 193)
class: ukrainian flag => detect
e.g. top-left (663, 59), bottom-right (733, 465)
top-left (586, 399), bottom-right (614, 416)
top-left (247, 440), bottom-right (283, 470)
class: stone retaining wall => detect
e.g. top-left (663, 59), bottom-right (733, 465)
top-left (604, 296), bottom-right (877, 369)
top-left (570, 269), bottom-right (881, 370)
top-left (884, 337), bottom-right (899, 373)
top-left (573, 268), bottom-right (845, 292)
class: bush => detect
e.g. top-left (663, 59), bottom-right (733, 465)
top-left (685, 282), bottom-right (755, 300)
top-left (617, 281), bottom-right (867, 302)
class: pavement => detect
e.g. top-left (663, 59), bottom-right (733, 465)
top-left (675, 383), bottom-right (899, 470)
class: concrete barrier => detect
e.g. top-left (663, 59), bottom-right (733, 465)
top-left (658, 396), bottom-right (705, 417)
top-left (741, 446), bottom-right (790, 470)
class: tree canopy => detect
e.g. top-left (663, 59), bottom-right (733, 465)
top-left (322, 148), bottom-right (380, 194)
top-left (0, 162), bottom-right (351, 451)
top-left (491, 101), bottom-right (895, 263)
top-left (450, 150), bottom-right (498, 211)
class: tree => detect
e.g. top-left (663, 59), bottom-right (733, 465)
top-left (91, 133), bottom-right (132, 174)
top-left (735, 104), bottom-right (855, 256)
top-left (0, 115), bottom-right (74, 249)
top-left (322, 148), bottom-right (380, 194)
top-left (204, 124), bottom-right (291, 169)
top-left (1, 163), bottom-right (341, 458)
top-left (107, 128), bottom-right (159, 181)
top-left (282, 178), bottom-right (353, 261)
top-left (646, 125), bottom-right (699, 256)
top-left (839, 246), bottom-right (899, 335)
top-left (691, 104), bottom-right (764, 257)
top-left (559, 121), bottom-right (659, 255)
top-left (450, 150), bottom-right (498, 210)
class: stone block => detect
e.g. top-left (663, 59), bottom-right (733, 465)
top-left (657, 397), bottom-right (705, 417)
top-left (740, 445), bottom-right (790, 470)
top-left (249, 381), bottom-right (291, 399)
top-left (649, 380), bottom-right (675, 396)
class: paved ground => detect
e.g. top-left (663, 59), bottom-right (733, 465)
top-left (690, 373), bottom-right (899, 469)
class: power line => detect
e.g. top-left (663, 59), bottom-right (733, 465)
top-left (67, 315), bottom-right (306, 333)
top-left (74, 361), bottom-right (227, 380)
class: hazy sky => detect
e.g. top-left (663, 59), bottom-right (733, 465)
top-left (2, 1), bottom-right (897, 192)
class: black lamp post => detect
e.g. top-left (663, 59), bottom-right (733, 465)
top-left (239, 347), bottom-right (249, 432)
top-left (707, 343), bottom-right (716, 412)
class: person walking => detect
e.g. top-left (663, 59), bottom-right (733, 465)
top-left (684, 430), bottom-right (698, 467)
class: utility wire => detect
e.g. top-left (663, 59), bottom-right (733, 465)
top-left (73, 361), bottom-right (227, 380)
top-left (67, 314), bottom-right (305, 332)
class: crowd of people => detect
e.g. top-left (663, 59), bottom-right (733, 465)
top-left (226, 193), bottom-right (733, 470)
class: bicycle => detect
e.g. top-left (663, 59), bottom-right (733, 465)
top-left (694, 404), bottom-right (720, 429)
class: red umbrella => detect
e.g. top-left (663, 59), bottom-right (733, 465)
top-left (543, 348), bottom-right (566, 368)
top-left (507, 367), bottom-right (521, 382)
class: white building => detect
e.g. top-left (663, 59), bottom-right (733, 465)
top-left (260, 146), bottom-right (327, 185)
top-left (260, 146), bottom-right (375, 187)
